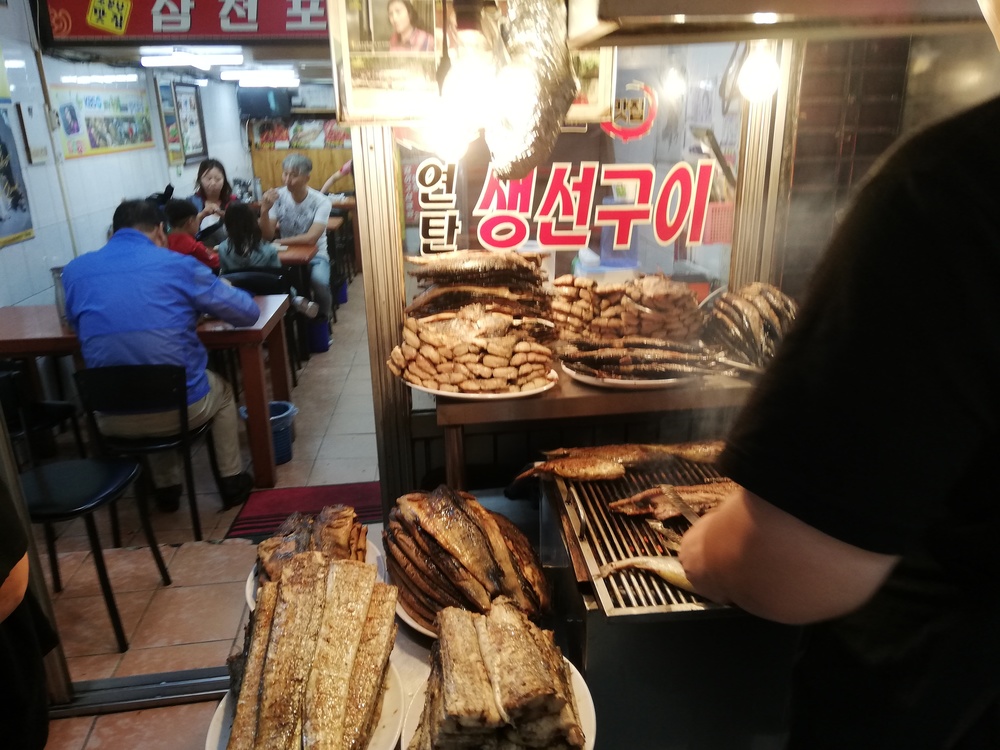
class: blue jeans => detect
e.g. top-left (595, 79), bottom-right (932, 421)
top-left (309, 255), bottom-right (332, 319)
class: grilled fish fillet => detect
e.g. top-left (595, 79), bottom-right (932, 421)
top-left (302, 560), bottom-right (377, 750)
top-left (608, 480), bottom-right (737, 522)
top-left (311, 504), bottom-right (358, 561)
top-left (343, 581), bottom-right (398, 750)
top-left (598, 556), bottom-right (695, 593)
top-left (227, 582), bottom-right (278, 750)
top-left (255, 552), bottom-right (328, 750)
top-left (438, 608), bottom-right (505, 731)
top-left (517, 441), bottom-right (725, 483)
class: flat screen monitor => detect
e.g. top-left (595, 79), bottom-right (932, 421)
top-left (237, 88), bottom-right (293, 119)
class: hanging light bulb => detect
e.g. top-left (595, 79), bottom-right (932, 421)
top-left (663, 67), bottom-right (686, 101)
top-left (737, 42), bottom-right (781, 102)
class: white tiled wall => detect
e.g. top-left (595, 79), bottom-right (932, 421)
top-left (0, 0), bottom-right (252, 308)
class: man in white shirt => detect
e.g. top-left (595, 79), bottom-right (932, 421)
top-left (259, 153), bottom-right (332, 320)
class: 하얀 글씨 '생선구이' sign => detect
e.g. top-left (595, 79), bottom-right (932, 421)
top-left (412, 158), bottom-right (718, 256)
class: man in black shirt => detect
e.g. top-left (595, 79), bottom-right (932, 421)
top-left (679, 7), bottom-right (1000, 747)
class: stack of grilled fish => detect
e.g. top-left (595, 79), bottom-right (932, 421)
top-left (388, 305), bottom-right (557, 395)
top-left (549, 273), bottom-right (704, 342)
top-left (558, 335), bottom-right (742, 382)
top-left (256, 505), bottom-right (368, 583)
top-left (702, 283), bottom-right (798, 370)
top-left (383, 485), bottom-right (550, 634)
top-left (227, 554), bottom-right (397, 750)
top-left (408, 600), bottom-right (586, 750)
top-left (406, 251), bottom-right (551, 319)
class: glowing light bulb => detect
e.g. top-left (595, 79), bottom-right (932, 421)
top-left (663, 67), bottom-right (686, 101)
top-left (737, 44), bottom-right (780, 102)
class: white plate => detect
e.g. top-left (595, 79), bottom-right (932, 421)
top-left (401, 659), bottom-right (595, 750)
top-left (395, 600), bottom-right (437, 639)
top-left (206, 660), bottom-right (404, 750)
top-left (561, 361), bottom-right (703, 390)
top-left (403, 370), bottom-right (558, 401)
top-left (246, 539), bottom-right (384, 611)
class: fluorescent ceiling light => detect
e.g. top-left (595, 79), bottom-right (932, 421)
top-left (4, 60), bottom-right (26, 69)
top-left (140, 51), bottom-right (243, 70)
top-left (139, 45), bottom-right (241, 55)
top-left (195, 79), bottom-right (209, 87)
top-left (752, 12), bottom-right (780, 24)
top-left (60, 74), bottom-right (139, 84)
top-left (220, 69), bottom-right (299, 88)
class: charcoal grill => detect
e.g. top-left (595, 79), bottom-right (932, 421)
top-left (547, 457), bottom-right (733, 617)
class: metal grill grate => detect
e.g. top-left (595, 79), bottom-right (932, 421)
top-left (554, 458), bottom-right (733, 618)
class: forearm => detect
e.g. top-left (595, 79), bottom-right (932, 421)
top-left (258, 210), bottom-right (277, 240)
top-left (679, 488), bottom-right (899, 625)
top-left (277, 223), bottom-right (324, 245)
top-left (0, 554), bottom-right (29, 623)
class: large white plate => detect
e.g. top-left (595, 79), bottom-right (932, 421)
top-left (561, 361), bottom-right (703, 391)
top-left (246, 539), bottom-right (384, 611)
top-left (403, 370), bottom-right (558, 401)
top-left (206, 661), bottom-right (404, 750)
top-left (401, 659), bottom-right (596, 750)
top-left (395, 599), bottom-right (437, 639)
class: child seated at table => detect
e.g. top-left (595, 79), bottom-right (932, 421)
top-left (163, 199), bottom-right (221, 272)
top-left (216, 203), bottom-right (319, 318)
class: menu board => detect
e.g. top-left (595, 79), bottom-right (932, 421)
top-left (252, 120), bottom-right (352, 150)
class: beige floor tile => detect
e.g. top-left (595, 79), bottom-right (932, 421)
top-left (328, 410), bottom-right (376, 435)
top-left (273, 460), bottom-right (314, 488)
top-left (52, 590), bottom-right (153, 657)
top-left (114, 640), bottom-right (233, 677)
top-left (82, 701), bottom-right (218, 750)
top-left (45, 715), bottom-right (95, 750)
top-left (309, 458), bottom-right (379, 485)
top-left (41, 551), bottom-right (90, 595)
top-left (166, 541), bottom-right (255, 587)
top-left (67, 653), bottom-right (122, 682)
top-left (319, 432), bottom-right (378, 459)
top-left (130, 581), bottom-right (246, 649)
top-left (58, 546), bottom-right (176, 598)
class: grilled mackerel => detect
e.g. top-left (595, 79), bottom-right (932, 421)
top-left (609, 479), bottom-right (738, 522)
top-left (227, 582), bottom-right (279, 750)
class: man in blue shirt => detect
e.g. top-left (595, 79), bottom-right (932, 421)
top-left (63, 200), bottom-right (260, 510)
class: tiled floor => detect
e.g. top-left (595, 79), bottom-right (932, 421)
top-left (41, 276), bottom-right (375, 749)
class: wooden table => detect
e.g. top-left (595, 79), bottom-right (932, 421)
top-left (279, 242), bottom-right (319, 358)
top-left (329, 195), bottom-right (361, 273)
top-left (0, 295), bottom-right (292, 488)
top-left (435, 373), bottom-right (752, 488)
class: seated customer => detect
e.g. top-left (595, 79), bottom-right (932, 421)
top-left (62, 199), bottom-right (259, 510)
top-left (164, 198), bottom-right (220, 271)
top-left (216, 203), bottom-right (318, 318)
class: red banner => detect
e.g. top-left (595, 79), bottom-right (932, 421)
top-left (46, 0), bottom-right (329, 42)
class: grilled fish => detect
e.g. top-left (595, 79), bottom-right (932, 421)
top-left (516, 441), bottom-right (726, 483)
top-left (609, 480), bottom-right (737, 521)
top-left (598, 556), bottom-right (696, 593)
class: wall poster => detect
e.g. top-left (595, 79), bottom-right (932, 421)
top-left (50, 85), bottom-right (154, 159)
top-left (0, 106), bottom-right (34, 248)
top-left (155, 80), bottom-right (184, 166)
top-left (173, 82), bottom-right (208, 164)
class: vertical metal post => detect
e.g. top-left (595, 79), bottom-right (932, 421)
top-left (352, 126), bottom-right (415, 516)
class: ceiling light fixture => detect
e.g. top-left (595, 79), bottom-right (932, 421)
top-left (4, 60), bottom-right (26, 69)
top-left (140, 50), bottom-right (244, 71)
top-left (220, 69), bottom-right (300, 88)
top-left (60, 74), bottom-right (139, 84)
top-left (737, 41), bottom-right (780, 102)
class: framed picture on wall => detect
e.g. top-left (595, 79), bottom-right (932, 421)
top-left (156, 81), bottom-right (184, 167)
top-left (173, 82), bottom-right (208, 164)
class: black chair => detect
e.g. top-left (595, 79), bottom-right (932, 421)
top-left (74, 365), bottom-right (221, 542)
top-left (21, 457), bottom-right (170, 652)
top-left (222, 269), bottom-right (302, 384)
top-left (0, 366), bottom-right (86, 466)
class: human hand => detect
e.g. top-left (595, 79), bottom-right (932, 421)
top-left (261, 189), bottom-right (279, 209)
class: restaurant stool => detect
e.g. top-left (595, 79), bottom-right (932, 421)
top-left (21, 458), bottom-right (170, 653)
top-left (0, 367), bottom-right (86, 467)
top-left (74, 365), bottom-right (221, 542)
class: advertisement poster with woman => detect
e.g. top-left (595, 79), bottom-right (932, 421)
top-left (328, 0), bottom-right (438, 121)
top-left (50, 86), bottom-right (154, 159)
top-left (0, 106), bottom-right (33, 248)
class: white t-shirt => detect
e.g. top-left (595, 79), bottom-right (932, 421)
top-left (268, 186), bottom-right (330, 261)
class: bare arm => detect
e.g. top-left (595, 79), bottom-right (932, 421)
top-left (274, 221), bottom-right (325, 246)
top-left (678, 486), bottom-right (899, 624)
top-left (0, 554), bottom-right (29, 623)
top-left (258, 190), bottom-right (279, 240)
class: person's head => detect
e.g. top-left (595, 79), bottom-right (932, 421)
top-left (980, 0), bottom-right (1000, 49)
top-left (112, 199), bottom-right (167, 246)
top-left (281, 153), bottom-right (313, 195)
top-left (223, 203), bottom-right (262, 257)
top-left (195, 158), bottom-right (232, 203)
top-left (388, 0), bottom-right (419, 35)
top-left (163, 198), bottom-right (200, 236)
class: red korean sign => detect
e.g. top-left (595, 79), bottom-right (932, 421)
top-left (45, 0), bottom-right (328, 42)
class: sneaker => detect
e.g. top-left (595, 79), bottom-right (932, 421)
top-left (292, 296), bottom-right (319, 319)
top-left (219, 472), bottom-right (254, 510)
top-left (153, 484), bottom-right (182, 513)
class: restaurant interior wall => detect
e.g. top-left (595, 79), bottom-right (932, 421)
top-left (0, 0), bottom-right (253, 309)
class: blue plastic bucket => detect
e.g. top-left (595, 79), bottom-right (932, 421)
top-left (308, 319), bottom-right (330, 353)
top-left (336, 280), bottom-right (348, 305)
top-left (239, 401), bottom-right (299, 464)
